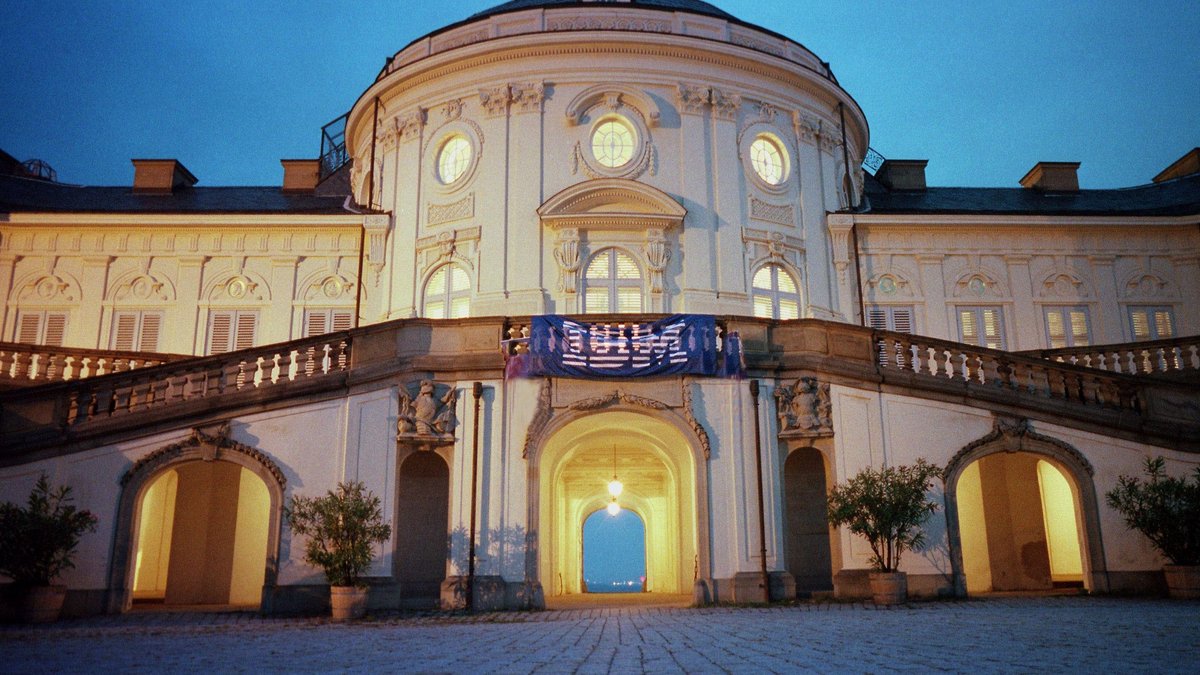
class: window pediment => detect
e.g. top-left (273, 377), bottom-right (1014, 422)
top-left (538, 178), bottom-right (686, 231)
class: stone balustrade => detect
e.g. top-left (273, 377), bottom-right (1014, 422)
top-left (0, 343), bottom-right (187, 387)
top-left (1, 333), bottom-right (351, 454)
top-left (1020, 336), bottom-right (1200, 379)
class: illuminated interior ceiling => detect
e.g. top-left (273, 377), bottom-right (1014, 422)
top-left (538, 410), bottom-right (697, 596)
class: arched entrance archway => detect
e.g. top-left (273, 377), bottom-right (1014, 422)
top-left (396, 451), bottom-right (450, 606)
top-left (532, 409), bottom-right (703, 598)
top-left (108, 424), bottom-right (286, 613)
top-left (944, 419), bottom-right (1108, 595)
top-left (582, 507), bottom-right (646, 593)
top-left (783, 447), bottom-right (833, 595)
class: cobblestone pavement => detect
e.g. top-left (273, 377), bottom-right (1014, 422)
top-left (2, 596), bottom-right (1197, 673)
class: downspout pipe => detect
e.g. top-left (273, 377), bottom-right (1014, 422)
top-left (749, 379), bottom-right (770, 603)
top-left (468, 381), bottom-right (483, 612)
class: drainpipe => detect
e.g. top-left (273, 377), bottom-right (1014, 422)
top-left (838, 103), bottom-right (855, 208)
top-left (467, 381), bottom-right (483, 612)
top-left (749, 379), bottom-right (770, 603)
top-left (368, 97), bottom-right (380, 210)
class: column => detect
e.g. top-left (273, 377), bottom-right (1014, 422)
top-left (676, 83), bottom-right (717, 312)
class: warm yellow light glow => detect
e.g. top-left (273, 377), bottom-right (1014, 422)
top-left (608, 479), bottom-right (623, 498)
top-left (606, 499), bottom-right (621, 516)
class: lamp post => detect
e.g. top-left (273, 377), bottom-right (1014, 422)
top-left (467, 381), bottom-right (482, 612)
top-left (749, 379), bottom-right (770, 603)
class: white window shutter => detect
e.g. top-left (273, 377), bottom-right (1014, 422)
top-left (304, 311), bottom-right (328, 338)
top-left (140, 313), bottom-right (162, 352)
top-left (331, 310), bottom-right (354, 332)
top-left (17, 313), bottom-right (42, 344)
top-left (234, 313), bottom-right (257, 350)
top-left (43, 313), bottom-right (67, 347)
top-left (892, 308), bottom-right (913, 334)
top-left (209, 311), bottom-right (234, 355)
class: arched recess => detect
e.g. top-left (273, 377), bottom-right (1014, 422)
top-left (528, 406), bottom-right (708, 598)
top-left (106, 424), bottom-right (287, 613)
top-left (783, 446), bottom-right (833, 594)
top-left (395, 450), bottom-right (450, 605)
top-left (943, 419), bottom-right (1108, 596)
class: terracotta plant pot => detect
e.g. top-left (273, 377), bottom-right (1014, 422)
top-left (868, 571), bottom-right (907, 605)
top-left (330, 585), bottom-right (369, 620)
top-left (1163, 565), bottom-right (1200, 599)
top-left (20, 585), bottom-right (67, 623)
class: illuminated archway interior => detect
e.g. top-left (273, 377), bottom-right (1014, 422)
top-left (132, 461), bottom-right (270, 606)
top-left (956, 453), bottom-right (1085, 593)
top-left (583, 507), bottom-right (646, 593)
top-left (539, 411), bottom-right (696, 595)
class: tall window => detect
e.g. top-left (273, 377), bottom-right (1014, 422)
top-left (302, 309), bottom-right (354, 337)
top-left (867, 306), bottom-right (914, 333)
top-left (423, 264), bottom-right (471, 319)
top-left (111, 311), bottom-right (163, 352)
top-left (208, 310), bottom-right (258, 355)
top-left (957, 306), bottom-right (1006, 350)
top-left (1128, 305), bottom-right (1175, 341)
top-left (584, 248), bottom-right (642, 313)
top-left (15, 311), bottom-right (68, 346)
top-left (1043, 306), bottom-right (1091, 348)
top-left (751, 264), bottom-right (800, 319)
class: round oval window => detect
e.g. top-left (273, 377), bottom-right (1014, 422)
top-left (750, 135), bottom-right (786, 186)
top-left (591, 118), bottom-right (636, 168)
top-left (437, 135), bottom-right (472, 184)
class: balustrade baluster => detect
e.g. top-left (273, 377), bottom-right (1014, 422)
top-left (336, 340), bottom-right (349, 369)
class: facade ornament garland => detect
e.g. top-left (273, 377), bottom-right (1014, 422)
top-left (644, 228), bottom-right (671, 294)
top-left (946, 417), bottom-right (1095, 477)
top-left (522, 378), bottom-right (554, 459)
top-left (567, 389), bottom-right (670, 412)
top-left (773, 377), bottom-right (833, 438)
top-left (441, 98), bottom-right (464, 121)
top-left (571, 141), bottom-right (656, 180)
top-left (397, 380), bottom-right (459, 444)
top-left (553, 228), bottom-right (582, 293)
top-left (681, 381), bottom-right (712, 459)
top-left (121, 422), bottom-right (287, 488)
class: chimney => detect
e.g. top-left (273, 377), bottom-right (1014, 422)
top-left (281, 159), bottom-right (321, 192)
top-left (875, 159), bottom-right (928, 191)
top-left (1153, 148), bottom-right (1200, 183)
top-left (1019, 162), bottom-right (1080, 192)
top-left (131, 159), bottom-right (197, 193)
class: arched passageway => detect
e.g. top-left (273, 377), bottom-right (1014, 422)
top-left (131, 461), bottom-right (271, 606)
top-left (396, 451), bottom-right (450, 605)
top-left (583, 507), bottom-right (646, 593)
top-left (955, 453), bottom-right (1084, 592)
top-left (783, 447), bottom-right (833, 594)
top-left (535, 410), bottom-right (702, 597)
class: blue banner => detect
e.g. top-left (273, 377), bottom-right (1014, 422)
top-left (513, 314), bottom-right (739, 379)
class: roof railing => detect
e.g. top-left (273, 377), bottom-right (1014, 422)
top-left (319, 112), bottom-right (350, 180)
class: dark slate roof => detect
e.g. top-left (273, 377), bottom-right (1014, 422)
top-left (0, 174), bottom-right (357, 215)
top-left (469, 0), bottom-right (736, 22)
top-left (862, 173), bottom-right (1200, 217)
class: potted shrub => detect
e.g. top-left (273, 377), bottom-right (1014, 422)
top-left (1106, 456), bottom-right (1200, 598)
top-left (0, 474), bottom-right (98, 623)
top-left (285, 481), bottom-right (392, 620)
top-left (826, 459), bottom-right (941, 604)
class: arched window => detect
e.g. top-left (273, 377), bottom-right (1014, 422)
top-left (423, 264), bottom-right (471, 319)
top-left (583, 248), bottom-right (642, 313)
top-left (752, 264), bottom-right (800, 319)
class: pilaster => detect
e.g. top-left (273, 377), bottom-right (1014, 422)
top-left (1088, 255), bottom-right (1122, 342)
top-left (916, 254), bottom-right (950, 339)
top-left (1005, 255), bottom-right (1038, 349)
top-left (79, 255), bottom-right (113, 348)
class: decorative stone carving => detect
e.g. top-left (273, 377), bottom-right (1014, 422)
top-left (396, 109), bottom-right (426, 142)
top-left (749, 196), bottom-right (794, 227)
top-left (571, 140), bottom-right (656, 180)
top-left (795, 111), bottom-right (822, 144)
top-left (676, 83), bottom-right (709, 116)
top-left (511, 82), bottom-right (546, 114)
top-left (947, 417), bottom-right (1095, 477)
top-left (681, 381), bottom-right (712, 460)
top-left (553, 228), bottom-right (582, 294)
top-left (953, 270), bottom-right (1004, 298)
top-left (17, 272), bottom-right (79, 303)
top-left (644, 229), bottom-right (671, 294)
top-left (303, 273), bottom-right (356, 302)
top-left (523, 378), bottom-right (553, 459)
top-left (1123, 273), bottom-right (1170, 298)
top-left (397, 380), bottom-right (459, 443)
top-left (774, 377), bottom-right (833, 438)
top-left (363, 214), bottom-right (390, 284)
top-left (546, 16), bottom-right (670, 34)
top-left (428, 193), bottom-right (475, 226)
top-left (442, 98), bottom-right (464, 120)
top-left (1040, 271), bottom-right (1088, 298)
top-left (122, 422), bottom-right (286, 488)
top-left (710, 88), bottom-right (741, 120)
top-left (479, 85), bottom-right (511, 117)
top-left (567, 389), bottom-right (669, 412)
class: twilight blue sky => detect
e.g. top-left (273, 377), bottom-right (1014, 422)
top-left (1, 1), bottom-right (1196, 189)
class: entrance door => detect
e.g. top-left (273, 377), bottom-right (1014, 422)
top-left (783, 448), bottom-right (833, 594)
top-left (582, 508), bottom-right (646, 593)
top-left (396, 452), bottom-right (450, 603)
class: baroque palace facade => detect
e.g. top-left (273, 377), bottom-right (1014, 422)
top-left (2, 0), bottom-right (1198, 616)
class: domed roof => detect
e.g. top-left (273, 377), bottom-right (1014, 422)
top-left (468, 0), bottom-right (736, 22)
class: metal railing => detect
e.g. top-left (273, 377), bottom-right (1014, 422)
top-left (319, 112), bottom-right (349, 180)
